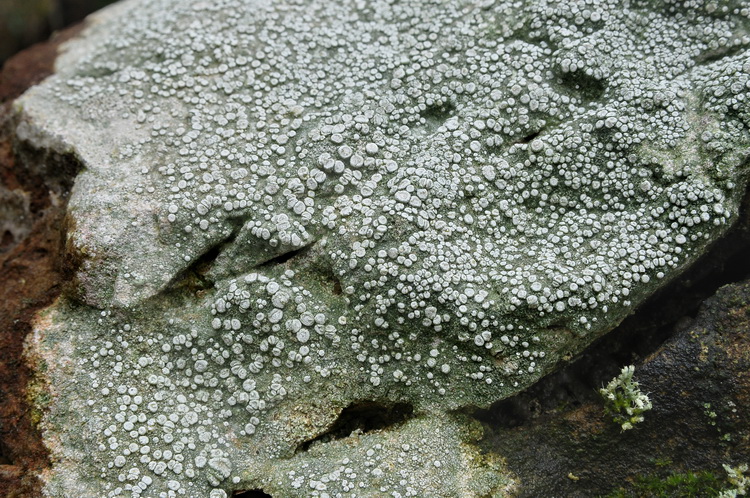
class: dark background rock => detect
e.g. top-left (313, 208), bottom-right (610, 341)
top-left (0, 0), bottom-right (115, 66)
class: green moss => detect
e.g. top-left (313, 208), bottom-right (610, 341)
top-left (26, 381), bottom-right (50, 427)
top-left (604, 470), bottom-right (724, 498)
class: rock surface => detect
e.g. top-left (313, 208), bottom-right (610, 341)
top-left (11, 0), bottom-right (750, 496)
top-left (0, 21), bottom-right (90, 498)
top-left (480, 275), bottom-right (750, 496)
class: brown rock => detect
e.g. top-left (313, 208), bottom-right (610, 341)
top-left (0, 23), bottom-right (85, 498)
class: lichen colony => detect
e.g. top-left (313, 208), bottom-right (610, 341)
top-left (16, 0), bottom-right (750, 495)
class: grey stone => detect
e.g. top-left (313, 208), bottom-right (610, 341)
top-left (17, 0), bottom-right (750, 495)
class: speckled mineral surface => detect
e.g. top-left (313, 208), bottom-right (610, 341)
top-left (16, 0), bottom-right (750, 495)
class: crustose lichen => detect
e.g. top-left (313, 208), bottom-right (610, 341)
top-left (599, 365), bottom-right (652, 431)
top-left (16, 0), bottom-right (750, 494)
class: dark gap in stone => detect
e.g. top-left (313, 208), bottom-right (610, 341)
top-left (516, 129), bottom-right (542, 145)
top-left (558, 71), bottom-right (606, 101)
top-left (297, 401), bottom-right (414, 453)
top-left (695, 44), bottom-right (746, 65)
top-left (12, 144), bottom-right (83, 214)
top-left (420, 101), bottom-right (455, 125)
top-left (314, 263), bottom-right (342, 297)
top-left (232, 489), bottom-right (272, 498)
top-left (0, 230), bottom-right (13, 249)
top-left (256, 241), bottom-right (316, 269)
top-left (166, 226), bottom-right (241, 292)
top-left (473, 183), bottom-right (750, 429)
top-left (0, 446), bottom-right (11, 465)
top-left (18, 150), bottom-right (87, 301)
top-left (194, 233), bottom-right (238, 275)
top-left (332, 277), bottom-right (342, 295)
top-left (32, 246), bottom-right (49, 257)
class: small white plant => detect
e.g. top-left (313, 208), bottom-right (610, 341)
top-left (719, 463), bottom-right (749, 497)
top-left (599, 365), bottom-right (652, 431)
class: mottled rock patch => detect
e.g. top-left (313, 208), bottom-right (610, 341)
top-left (0, 22), bottom-right (90, 497)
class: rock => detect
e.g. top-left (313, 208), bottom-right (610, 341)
top-left (479, 276), bottom-right (750, 496)
top-left (0, 0), bottom-right (118, 66)
top-left (13, 0), bottom-right (750, 496)
top-left (0, 0), bottom-right (57, 65)
top-left (0, 20), bottom-right (90, 498)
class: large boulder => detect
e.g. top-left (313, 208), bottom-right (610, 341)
top-left (14, 0), bottom-right (750, 495)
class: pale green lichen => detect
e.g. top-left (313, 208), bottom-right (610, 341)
top-left (719, 463), bottom-right (749, 498)
top-left (599, 365), bottom-right (652, 431)
top-left (15, 0), bottom-right (750, 495)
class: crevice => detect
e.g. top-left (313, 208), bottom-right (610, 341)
top-left (11, 144), bottom-right (83, 207)
top-left (419, 101), bottom-right (455, 127)
top-left (255, 241), bottom-right (315, 269)
top-left (232, 489), bottom-right (272, 498)
top-left (166, 225), bottom-right (241, 293)
top-left (695, 44), bottom-right (746, 65)
top-left (515, 129), bottom-right (542, 145)
top-left (473, 182), bottom-right (750, 429)
top-left (0, 449), bottom-right (11, 465)
top-left (557, 70), bottom-right (607, 101)
top-left (0, 230), bottom-right (13, 249)
top-left (297, 401), bottom-right (414, 453)
top-left (331, 276), bottom-right (342, 295)
top-left (314, 262), bottom-right (343, 296)
top-left (194, 224), bottom-right (242, 272)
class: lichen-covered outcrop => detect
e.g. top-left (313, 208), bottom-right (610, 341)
top-left (16, 0), bottom-right (750, 495)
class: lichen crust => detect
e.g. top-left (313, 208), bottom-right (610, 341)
top-left (18, 0), bottom-right (750, 495)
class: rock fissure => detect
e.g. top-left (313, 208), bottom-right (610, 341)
top-left (296, 401), bottom-right (415, 453)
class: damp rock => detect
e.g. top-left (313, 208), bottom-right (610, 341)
top-left (478, 276), bottom-right (750, 496)
top-left (17, 0), bottom-right (750, 495)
